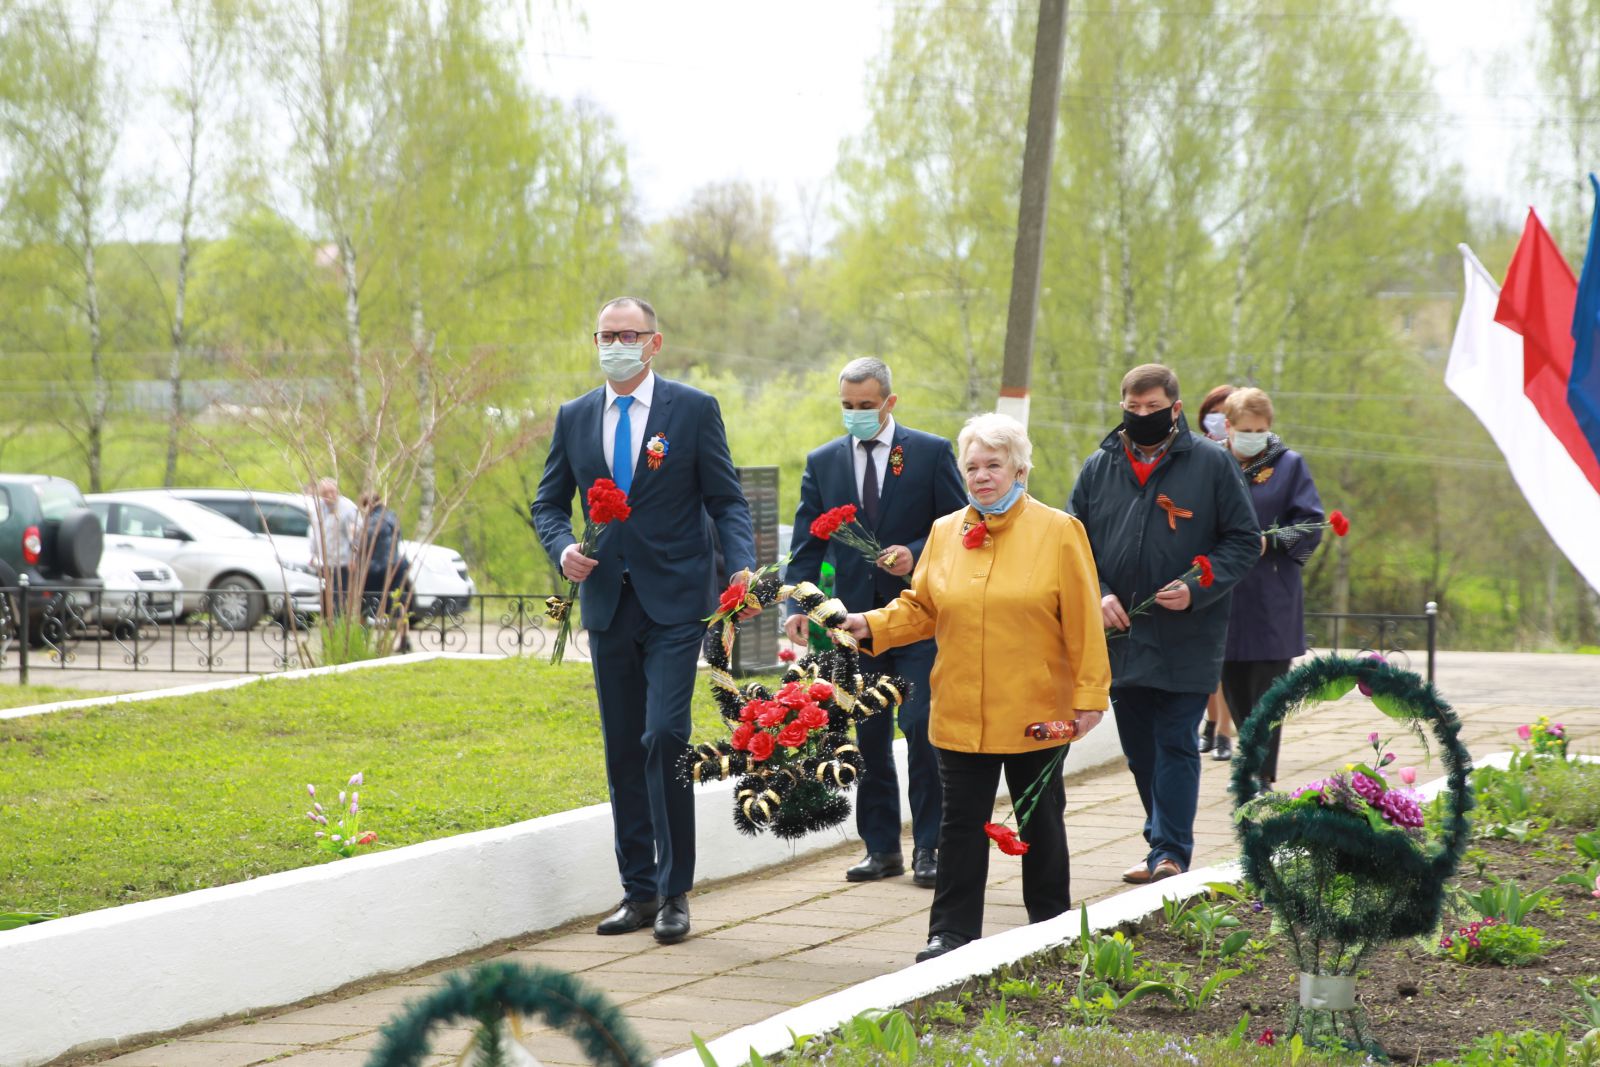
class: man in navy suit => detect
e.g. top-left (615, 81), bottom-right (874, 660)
top-left (532, 296), bottom-right (757, 945)
top-left (784, 358), bottom-right (966, 887)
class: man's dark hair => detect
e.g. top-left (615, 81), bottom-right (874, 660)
top-left (1120, 363), bottom-right (1180, 401)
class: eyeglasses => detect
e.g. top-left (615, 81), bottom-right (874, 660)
top-left (593, 330), bottom-right (657, 345)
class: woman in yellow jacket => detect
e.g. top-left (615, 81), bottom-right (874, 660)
top-left (843, 412), bottom-right (1111, 963)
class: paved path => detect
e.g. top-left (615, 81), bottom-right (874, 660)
top-left (81, 651), bottom-right (1600, 1066)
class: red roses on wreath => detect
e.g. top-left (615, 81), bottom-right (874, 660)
top-left (729, 679), bottom-right (838, 764)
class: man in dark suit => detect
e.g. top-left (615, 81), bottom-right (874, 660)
top-left (532, 296), bottom-right (757, 945)
top-left (784, 357), bottom-right (966, 887)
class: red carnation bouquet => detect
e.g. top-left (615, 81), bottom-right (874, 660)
top-left (1106, 555), bottom-right (1215, 640)
top-left (985, 721), bottom-right (1079, 857)
top-left (810, 503), bottom-right (906, 585)
top-left (1265, 508), bottom-right (1350, 542)
top-left (729, 679), bottom-right (839, 767)
top-left (547, 479), bottom-right (631, 665)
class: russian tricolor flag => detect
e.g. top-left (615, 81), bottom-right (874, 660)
top-left (1447, 178), bottom-right (1600, 594)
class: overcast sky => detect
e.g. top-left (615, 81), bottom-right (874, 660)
top-left (532, 0), bottom-right (1548, 238)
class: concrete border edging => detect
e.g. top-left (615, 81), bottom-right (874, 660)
top-left (0, 657), bottom-right (1125, 1067)
top-left (658, 757), bottom-right (1497, 1067)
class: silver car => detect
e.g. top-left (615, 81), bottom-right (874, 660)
top-left (164, 488), bottom-right (476, 615)
top-left (87, 492), bottom-right (322, 630)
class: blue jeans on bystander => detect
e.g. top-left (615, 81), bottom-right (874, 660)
top-left (1112, 685), bottom-right (1210, 872)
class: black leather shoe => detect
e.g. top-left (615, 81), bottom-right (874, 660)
top-left (911, 847), bottom-right (937, 888)
top-left (1212, 736), bottom-right (1233, 761)
top-left (845, 851), bottom-right (905, 882)
top-left (653, 894), bottom-right (690, 944)
top-left (915, 933), bottom-right (970, 962)
top-left (596, 898), bottom-right (658, 935)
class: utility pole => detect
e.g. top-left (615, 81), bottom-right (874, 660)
top-left (997, 0), bottom-right (1069, 430)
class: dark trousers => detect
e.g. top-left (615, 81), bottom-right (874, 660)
top-left (589, 580), bottom-right (702, 901)
top-left (1221, 658), bottom-right (1293, 783)
top-left (928, 745), bottom-right (1071, 943)
top-left (855, 641), bottom-right (942, 853)
top-left (1113, 685), bottom-right (1209, 871)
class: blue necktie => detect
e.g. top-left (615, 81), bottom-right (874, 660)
top-left (612, 395), bottom-right (634, 494)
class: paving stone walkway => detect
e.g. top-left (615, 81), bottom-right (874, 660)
top-left (81, 651), bottom-right (1599, 1066)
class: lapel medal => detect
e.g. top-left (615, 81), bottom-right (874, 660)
top-left (889, 444), bottom-right (905, 476)
top-left (645, 433), bottom-right (668, 470)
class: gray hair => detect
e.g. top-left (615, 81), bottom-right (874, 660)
top-left (957, 413), bottom-right (1032, 477)
top-left (838, 357), bottom-right (892, 398)
top-left (598, 296), bottom-right (658, 330)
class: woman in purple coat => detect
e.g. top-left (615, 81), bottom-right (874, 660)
top-left (1220, 388), bottom-right (1325, 787)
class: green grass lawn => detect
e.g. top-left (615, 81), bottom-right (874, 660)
top-left (0, 659), bottom-right (746, 918)
top-left (0, 685), bottom-right (101, 711)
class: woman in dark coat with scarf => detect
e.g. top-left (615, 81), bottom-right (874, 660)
top-left (1220, 388), bottom-right (1325, 787)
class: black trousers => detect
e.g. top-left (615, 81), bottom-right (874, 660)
top-left (928, 745), bottom-right (1071, 943)
top-left (1221, 658), bottom-right (1293, 783)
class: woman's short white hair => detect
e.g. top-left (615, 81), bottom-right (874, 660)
top-left (957, 412), bottom-right (1032, 476)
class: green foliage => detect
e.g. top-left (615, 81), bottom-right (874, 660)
top-left (0, 659), bottom-right (733, 916)
top-left (0, 685), bottom-right (97, 712)
top-left (1474, 759), bottom-right (1600, 833)
top-left (1163, 890), bottom-right (1249, 960)
top-left (1426, 1029), bottom-right (1600, 1067)
top-left (1452, 879), bottom-right (1551, 926)
top-left (1438, 920), bottom-right (1553, 967)
top-left (0, 910), bottom-right (53, 931)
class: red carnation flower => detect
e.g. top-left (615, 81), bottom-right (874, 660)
top-left (776, 721), bottom-right (810, 748)
top-left (809, 506), bottom-right (846, 540)
top-left (1257, 1029), bottom-right (1276, 1047)
top-left (748, 732), bottom-right (776, 762)
top-left (1329, 510), bottom-right (1350, 537)
top-left (984, 821), bottom-right (1029, 856)
top-left (1191, 555), bottom-right (1215, 589)
top-left (796, 703), bottom-right (829, 730)
top-left (778, 648), bottom-right (796, 663)
top-left (755, 702), bottom-right (789, 728)
top-left (718, 582), bottom-right (748, 616)
top-left (738, 701), bottom-right (760, 723)
top-left (586, 479), bottom-right (631, 525)
top-left (962, 522), bottom-right (988, 550)
top-left (807, 681), bottom-right (834, 702)
top-left (730, 722), bottom-right (755, 750)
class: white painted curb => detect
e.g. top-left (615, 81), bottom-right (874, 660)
top-left (658, 758), bottom-right (1491, 1067)
top-left (0, 657), bottom-right (1127, 1067)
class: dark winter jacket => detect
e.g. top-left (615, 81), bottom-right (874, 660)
top-left (1066, 414), bottom-right (1260, 694)
top-left (1224, 435), bottom-right (1325, 661)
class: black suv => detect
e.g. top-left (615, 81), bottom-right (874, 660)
top-left (0, 474), bottom-right (104, 639)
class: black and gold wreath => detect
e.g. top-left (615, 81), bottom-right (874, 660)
top-left (681, 573), bottom-right (911, 840)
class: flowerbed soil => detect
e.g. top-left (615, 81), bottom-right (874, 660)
top-left (926, 838), bottom-right (1600, 1064)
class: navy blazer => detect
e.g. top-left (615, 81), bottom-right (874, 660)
top-left (786, 423), bottom-right (966, 613)
top-left (1224, 443), bottom-right (1325, 662)
top-left (532, 376), bottom-right (756, 631)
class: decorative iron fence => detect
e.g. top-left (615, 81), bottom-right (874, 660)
top-left (1, 583), bottom-right (1438, 686)
top-left (0, 583), bottom-right (584, 683)
top-left (1304, 602), bottom-right (1438, 683)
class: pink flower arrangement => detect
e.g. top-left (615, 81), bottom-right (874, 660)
top-left (304, 772), bottom-right (378, 859)
top-left (1518, 716), bottom-right (1570, 757)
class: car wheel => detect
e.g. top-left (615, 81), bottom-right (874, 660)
top-left (207, 574), bottom-right (264, 631)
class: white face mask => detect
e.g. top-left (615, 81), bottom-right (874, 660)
top-left (1202, 412), bottom-right (1227, 441)
top-left (598, 341), bottom-right (650, 382)
top-left (1231, 430), bottom-right (1271, 458)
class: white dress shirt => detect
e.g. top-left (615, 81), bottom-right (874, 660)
top-left (602, 371), bottom-right (655, 476)
top-left (851, 415), bottom-right (896, 502)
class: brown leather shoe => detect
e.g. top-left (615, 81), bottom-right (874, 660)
top-left (1150, 858), bottom-right (1184, 881)
top-left (1122, 861), bottom-right (1152, 884)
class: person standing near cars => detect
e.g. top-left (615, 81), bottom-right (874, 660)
top-left (310, 478), bottom-right (358, 615)
top-left (785, 357), bottom-right (966, 889)
top-left (358, 489), bottom-right (411, 652)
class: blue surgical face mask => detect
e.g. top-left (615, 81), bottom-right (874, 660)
top-left (969, 480), bottom-right (1026, 515)
top-left (842, 406), bottom-right (884, 441)
top-left (598, 341), bottom-right (650, 382)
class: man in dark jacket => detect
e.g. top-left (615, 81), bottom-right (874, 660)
top-left (1068, 364), bottom-right (1259, 884)
top-left (785, 357), bottom-right (966, 887)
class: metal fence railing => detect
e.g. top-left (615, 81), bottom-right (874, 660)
top-left (0, 582), bottom-right (584, 682)
top-left (1, 582), bottom-right (1439, 686)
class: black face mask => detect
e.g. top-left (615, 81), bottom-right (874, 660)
top-left (1122, 406), bottom-right (1177, 447)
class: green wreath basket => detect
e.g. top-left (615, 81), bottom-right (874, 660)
top-left (680, 574), bottom-right (909, 840)
top-left (1230, 655), bottom-right (1475, 1056)
top-left (364, 961), bottom-right (649, 1066)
